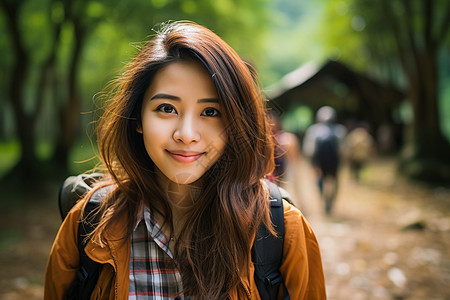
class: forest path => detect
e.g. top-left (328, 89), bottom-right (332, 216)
top-left (290, 157), bottom-right (450, 300)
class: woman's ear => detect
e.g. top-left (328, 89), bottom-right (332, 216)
top-left (136, 123), bottom-right (143, 134)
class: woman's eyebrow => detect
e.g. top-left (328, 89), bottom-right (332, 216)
top-left (197, 98), bottom-right (219, 103)
top-left (150, 93), bottom-right (219, 103)
top-left (150, 93), bottom-right (180, 101)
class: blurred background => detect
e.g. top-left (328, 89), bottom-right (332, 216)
top-left (0, 0), bottom-right (449, 299)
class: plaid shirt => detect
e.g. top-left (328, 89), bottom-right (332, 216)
top-left (129, 207), bottom-right (186, 300)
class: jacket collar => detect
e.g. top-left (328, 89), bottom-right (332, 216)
top-left (84, 211), bottom-right (131, 299)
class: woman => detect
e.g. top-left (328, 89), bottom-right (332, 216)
top-left (45, 21), bottom-right (325, 299)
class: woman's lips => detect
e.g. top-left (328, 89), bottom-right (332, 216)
top-left (166, 150), bottom-right (204, 163)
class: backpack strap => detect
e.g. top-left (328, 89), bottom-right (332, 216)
top-left (63, 186), bottom-right (111, 300)
top-left (252, 180), bottom-right (290, 299)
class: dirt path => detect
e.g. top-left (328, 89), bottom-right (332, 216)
top-left (0, 157), bottom-right (449, 299)
top-left (292, 157), bottom-right (450, 300)
top-left (0, 183), bottom-right (61, 299)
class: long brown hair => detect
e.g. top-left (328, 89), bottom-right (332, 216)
top-left (91, 21), bottom-right (274, 299)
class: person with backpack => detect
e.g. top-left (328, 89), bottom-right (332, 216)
top-left (303, 106), bottom-right (347, 215)
top-left (45, 21), bottom-right (326, 299)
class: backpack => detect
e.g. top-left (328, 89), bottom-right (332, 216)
top-left (58, 174), bottom-right (291, 300)
top-left (312, 126), bottom-right (340, 172)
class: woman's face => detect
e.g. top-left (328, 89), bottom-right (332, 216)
top-left (139, 61), bottom-right (227, 185)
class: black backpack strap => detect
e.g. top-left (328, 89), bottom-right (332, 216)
top-left (252, 180), bottom-right (290, 300)
top-left (63, 186), bottom-right (111, 300)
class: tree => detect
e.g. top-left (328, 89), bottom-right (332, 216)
top-left (0, 0), bottom-right (105, 177)
top-left (0, 0), bottom-right (62, 178)
top-left (52, 0), bottom-right (104, 168)
top-left (319, 0), bottom-right (450, 181)
top-left (366, 0), bottom-right (450, 180)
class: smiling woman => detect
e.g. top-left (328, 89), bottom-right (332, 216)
top-left (44, 21), bottom-right (326, 300)
top-left (138, 61), bottom-right (227, 186)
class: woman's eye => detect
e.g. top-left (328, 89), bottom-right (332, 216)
top-left (202, 108), bottom-right (220, 117)
top-left (156, 104), bottom-right (177, 114)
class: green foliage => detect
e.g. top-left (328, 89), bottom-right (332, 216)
top-left (440, 48), bottom-right (450, 141)
top-left (260, 0), bottom-right (326, 85)
top-left (281, 105), bottom-right (313, 133)
top-left (0, 138), bottom-right (99, 180)
top-left (0, 15), bottom-right (11, 105)
top-left (441, 78), bottom-right (450, 141)
top-left (313, 0), bottom-right (450, 87)
top-left (21, 0), bottom-right (53, 63)
top-left (0, 141), bottom-right (20, 179)
top-left (314, 0), bottom-right (450, 143)
top-left (313, 0), bottom-right (370, 70)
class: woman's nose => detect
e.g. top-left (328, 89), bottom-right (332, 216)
top-left (173, 115), bottom-right (200, 144)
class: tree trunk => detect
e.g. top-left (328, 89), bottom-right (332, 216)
top-left (403, 47), bottom-right (450, 181)
top-left (53, 18), bottom-right (85, 169)
top-left (381, 0), bottom-right (450, 181)
top-left (1, 1), bottom-right (39, 178)
top-left (411, 58), bottom-right (450, 155)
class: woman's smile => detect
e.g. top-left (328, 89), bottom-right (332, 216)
top-left (166, 150), bottom-right (205, 163)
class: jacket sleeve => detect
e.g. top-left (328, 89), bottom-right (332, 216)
top-left (44, 198), bottom-right (85, 299)
top-left (279, 201), bottom-right (326, 299)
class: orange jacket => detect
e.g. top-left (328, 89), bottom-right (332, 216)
top-left (45, 198), bottom-right (326, 299)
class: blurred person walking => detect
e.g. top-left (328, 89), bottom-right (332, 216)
top-left (303, 106), bottom-right (347, 215)
top-left (344, 122), bottom-right (376, 181)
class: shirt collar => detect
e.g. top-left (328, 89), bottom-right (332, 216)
top-left (134, 204), bottom-right (174, 257)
